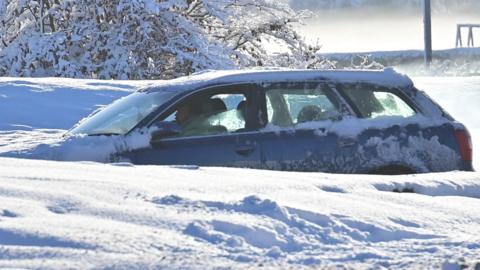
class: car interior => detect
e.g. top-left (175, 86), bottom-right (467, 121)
top-left (265, 86), bottom-right (342, 127)
top-left (340, 85), bottom-right (416, 118)
top-left (159, 92), bottom-right (250, 138)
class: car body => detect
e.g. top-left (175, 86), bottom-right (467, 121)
top-left (69, 69), bottom-right (474, 174)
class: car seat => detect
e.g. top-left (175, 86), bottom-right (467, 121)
top-left (236, 100), bottom-right (247, 120)
top-left (209, 98), bottom-right (227, 114)
top-left (202, 98), bottom-right (228, 134)
top-left (297, 105), bottom-right (323, 123)
top-left (235, 100), bottom-right (248, 132)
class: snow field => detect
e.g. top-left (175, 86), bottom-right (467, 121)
top-left (0, 157), bottom-right (480, 269)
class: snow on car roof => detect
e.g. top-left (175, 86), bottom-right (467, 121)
top-left (144, 68), bottom-right (414, 94)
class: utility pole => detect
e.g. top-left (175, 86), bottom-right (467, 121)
top-left (423, 0), bottom-right (433, 68)
top-left (40, 0), bottom-right (45, 33)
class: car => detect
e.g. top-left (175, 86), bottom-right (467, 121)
top-left (68, 68), bottom-right (474, 174)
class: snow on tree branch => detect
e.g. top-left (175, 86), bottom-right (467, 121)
top-left (0, 0), bottom-right (324, 79)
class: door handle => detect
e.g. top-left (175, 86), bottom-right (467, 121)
top-left (235, 145), bottom-right (255, 156)
top-left (338, 138), bottom-right (357, 148)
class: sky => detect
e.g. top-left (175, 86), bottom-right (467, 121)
top-left (298, 6), bottom-right (480, 53)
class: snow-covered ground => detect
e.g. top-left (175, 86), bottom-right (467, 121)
top-left (0, 76), bottom-right (479, 269)
top-left (0, 157), bottom-right (480, 269)
top-left (0, 158), bottom-right (480, 269)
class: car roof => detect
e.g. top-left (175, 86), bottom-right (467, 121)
top-left (142, 68), bottom-right (414, 94)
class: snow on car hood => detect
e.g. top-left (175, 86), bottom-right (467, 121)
top-left (0, 129), bottom-right (153, 163)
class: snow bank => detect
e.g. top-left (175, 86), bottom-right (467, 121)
top-left (0, 157), bottom-right (479, 269)
top-left (0, 77), bottom-right (145, 130)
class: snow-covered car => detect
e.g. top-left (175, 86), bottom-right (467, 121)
top-left (69, 69), bottom-right (474, 174)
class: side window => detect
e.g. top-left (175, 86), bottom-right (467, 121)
top-left (372, 92), bottom-right (416, 118)
top-left (265, 84), bottom-right (342, 127)
top-left (342, 85), bottom-right (416, 118)
top-left (159, 92), bottom-right (249, 138)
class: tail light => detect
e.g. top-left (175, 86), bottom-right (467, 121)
top-left (455, 129), bottom-right (473, 162)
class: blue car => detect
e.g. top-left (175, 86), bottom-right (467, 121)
top-left (69, 69), bottom-right (474, 174)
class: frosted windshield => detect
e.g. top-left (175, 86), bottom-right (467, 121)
top-left (69, 91), bottom-right (175, 135)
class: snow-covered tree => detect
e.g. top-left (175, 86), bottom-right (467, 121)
top-left (0, 0), bottom-right (234, 79)
top-left (0, 0), bottom-right (322, 79)
top-left (183, 0), bottom-right (318, 67)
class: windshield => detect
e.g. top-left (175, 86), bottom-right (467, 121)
top-left (69, 91), bottom-right (176, 135)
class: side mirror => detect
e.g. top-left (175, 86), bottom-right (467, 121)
top-left (150, 122), bottom-right (181, 144)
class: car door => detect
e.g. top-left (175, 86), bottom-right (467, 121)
top-left (253, 82), bottom-right (355, 173)
top-left (125, 84), bottom-right (266, 168)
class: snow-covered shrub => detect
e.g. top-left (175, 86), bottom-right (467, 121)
top-left (0, 0), bottom-right (320, 79)
top-left (0, 0), bottom-right (233, 79)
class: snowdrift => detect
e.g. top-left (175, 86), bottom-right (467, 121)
top-left (0, 77), bottom-right (149, 130)
top-left (0, 157), bottom-right (479, 269)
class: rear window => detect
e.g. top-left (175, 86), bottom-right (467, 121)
top-left (341, 85), bottom-right (416, 118)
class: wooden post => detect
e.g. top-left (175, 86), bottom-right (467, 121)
top-left (468, 26), bottom-right (474, 47)
top-left (423, 0), bottom-right (433, 68)
top-left (456, 25), bottom-right (462, 48)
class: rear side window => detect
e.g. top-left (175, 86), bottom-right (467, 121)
top-left (341, 85), bottom-right (416, 118)
top-left (265, 84), bottom-right (342, 127)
